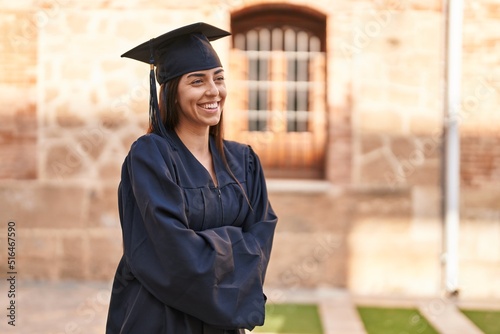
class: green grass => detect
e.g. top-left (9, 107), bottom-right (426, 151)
top-left (357, 306), bottom-right (439, 334)
top-left (461, 309), bottom-right (500, 334)
top-left (253, 304), bottom-right (323, 333)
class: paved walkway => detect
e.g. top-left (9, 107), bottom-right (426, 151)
top-left (0, 280), bottom-right (111, 334)
top-left (0, 281), bottom-right (497, 333)
top-left (418, 300), bottom-right (483, 334)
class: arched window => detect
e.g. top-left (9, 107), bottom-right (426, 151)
top-left (228, 4), bottom-right (327, 179)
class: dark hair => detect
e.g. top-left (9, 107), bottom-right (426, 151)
top-left (148, 77), bottom-right (226, 159)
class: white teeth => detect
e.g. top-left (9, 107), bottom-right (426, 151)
top-left (201, 102), bottom-right (218, 109)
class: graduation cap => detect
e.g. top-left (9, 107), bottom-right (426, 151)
top-left (121, 22), bottom-right (231, 137)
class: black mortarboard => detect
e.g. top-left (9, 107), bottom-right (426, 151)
top-left (122, 22), bottom-right (231, 84)
top-left (121, 22), bottom-right (231, 137)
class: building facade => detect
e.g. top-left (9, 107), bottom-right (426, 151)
top-left (0, 0), bottom-right (499, 299)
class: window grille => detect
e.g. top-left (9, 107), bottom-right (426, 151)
top-left (234, 28), bottom-right (323, 133)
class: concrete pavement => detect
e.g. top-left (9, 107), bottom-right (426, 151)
top-left (0, 280), bottom-right (111, 334)
top-left (418, 300), bottom-right (483, 334)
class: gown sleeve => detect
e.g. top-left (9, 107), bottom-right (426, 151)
top-left (120, 135), bottom-right (277, 330)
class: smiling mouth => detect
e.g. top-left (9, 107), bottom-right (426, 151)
top-left (199, 102), bottom-right (219, 110)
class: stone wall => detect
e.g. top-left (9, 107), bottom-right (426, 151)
top-left (0, 0), bottom-right (499, 299)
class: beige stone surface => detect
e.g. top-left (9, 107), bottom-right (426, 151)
top-left (266, 232), bottom-right (347, 288)
top-left (348, 217), bottom-right (442, 296)
top-left (0, 0), bottom-right (499, 298)
top-left (87, 230), bottom-right (123, 281)
top-left (0, 182), bottom-right (87, 228)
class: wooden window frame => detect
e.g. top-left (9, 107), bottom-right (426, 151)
top-left (229, 4), bottom-right (327, 179)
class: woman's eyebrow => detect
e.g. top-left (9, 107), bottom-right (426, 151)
top-left (186, 69), bottom-right (225, 78)
top-left (187, 73), bottom-right (205, 78)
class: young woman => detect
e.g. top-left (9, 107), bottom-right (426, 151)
top-left (106, 22), bottom-right (277, 333)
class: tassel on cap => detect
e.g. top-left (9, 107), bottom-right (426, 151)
top-left (147, 38), bottom-right (169, 138)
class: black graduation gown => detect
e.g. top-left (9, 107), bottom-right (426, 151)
top-left (106, 131), bottom-right (277, 333)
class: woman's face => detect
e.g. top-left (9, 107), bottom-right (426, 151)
top-left (176, 67), bottom-right (226, 131)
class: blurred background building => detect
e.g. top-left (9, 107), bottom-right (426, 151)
top-left (0, 0), bottom-right (499, 300)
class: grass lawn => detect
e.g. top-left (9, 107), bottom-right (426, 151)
top-left (357, 306), bottom-right (439, 334)
top-left (461, 309), bottom-right (500, 334)
top-left (253, 304), bottom-right (323, 333)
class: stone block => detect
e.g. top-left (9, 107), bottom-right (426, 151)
top-left (408, 0), bottom-right (442, 11)
top-left (266, 232), bottom-right (347, 288)
top-left (88, 187), bottom-right (120, 228)
top-left (411, 186), bottom-right (441, 220)
top-left (0, 103), bottom-right (37, 179)
top-left (75, 127), bottom-right (106, 161)
top-left (45, 143), bottom-right (87, 179)
top-left (55, 103), bottom-right (87, 128)
top-left (98, 110), bottom-right (128, 131)
top-left (461, 187), bottom-right (500, 210)
top-left (348, 217), bottom-right (441, 295)
top-left (375, 135), bottom-right (443, 187)
top-left (410, 115), bottom-right (443, 137)
top-left (0, 183), bottom-right (86, 229)
top-left (360, 134), bottom-right (385, 154)
top-left (350, 188), bottom-right (412, 219)
top-left (16, 231), bottom-right (60, 280)
top-left (0, 11), bottom-right (38, 85)
top-left (404, 159), bottom-right (440, 186)
top-left (358, 150), bottom-right (396, 185)
top-left (121, 131), bottom-right (140, 152)
top-left (390, 135), bottom-right (416, 157)
top-left (97, 159), bottom-right (122, 184)
top-left (386, 84), bottom-right (422, 108)
top-left (87, 229), bottom-right (122, 280)
top-left (358, 109), bottom-right (403, 134)
top-left (460, 262), bottom-right (500, 299)
top-left (60, 235), bottom-right (86, 279)
top-left (0, 139), bottom-right (37, 179)
top-left (461, 135), bottom-right (500, 188)
top-left (460, 219), bottom-right (500, 262)
top-left (269, 192), bottom-right (353, 232)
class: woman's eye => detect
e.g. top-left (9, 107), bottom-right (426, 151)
top-left (191, 79), bottom-right (203, 85)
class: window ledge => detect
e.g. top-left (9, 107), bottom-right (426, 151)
top-left (266, 179), bottom-right (332, 194)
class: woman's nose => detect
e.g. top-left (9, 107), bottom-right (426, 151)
top-left (205, 80), bottom-right (219, 96)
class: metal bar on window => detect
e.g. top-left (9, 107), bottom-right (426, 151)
top-left (296, 31), bottom-right (310, 132)
top-left (284, 29), bottom-right (297, 132)
top-left (258, 29), bottom-right (270, 132)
